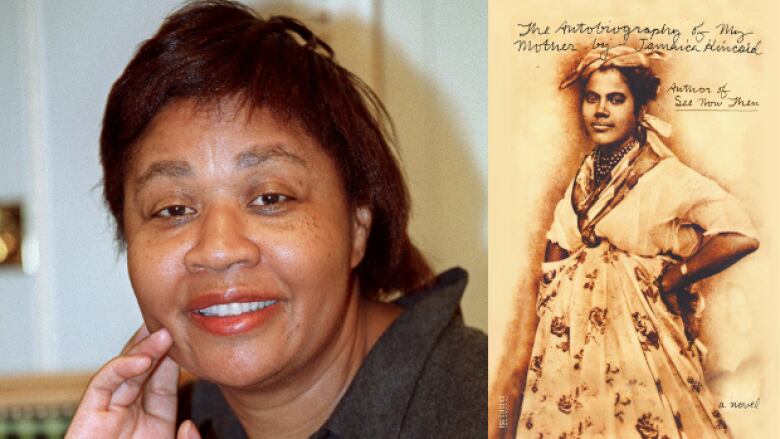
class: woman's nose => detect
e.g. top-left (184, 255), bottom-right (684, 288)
top-left (184, 204), bottom-right (261, 273)
top-left (595, 98), bottom-right (609, 117)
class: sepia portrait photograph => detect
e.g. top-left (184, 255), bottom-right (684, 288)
top-left (489, 0), bottom-right (779, 438)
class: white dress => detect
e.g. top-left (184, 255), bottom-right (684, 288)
top-left (516, 134), bottom-right (757, 439)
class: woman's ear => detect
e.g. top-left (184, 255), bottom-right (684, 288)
top-left (350, 206), bottom-right (372, 269)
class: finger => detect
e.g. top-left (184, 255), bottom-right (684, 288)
top-left (143, 354), bottom-right (181, 422)
top-left (177, 420), bottom-right (202, 439)
top-left (109, 329), bottom-right (173, 406)
top-left (77, 354), bottom-right (152, 411)
top-left (121, 324), bottom-right (150, 355)
top-left (126, 327), bottom-right (172, 358)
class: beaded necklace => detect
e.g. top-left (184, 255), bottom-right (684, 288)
top-left (593, 139), bottom-right (637, 184)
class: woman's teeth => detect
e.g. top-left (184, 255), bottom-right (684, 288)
top-left (197, 300), bottom-right (277, 317)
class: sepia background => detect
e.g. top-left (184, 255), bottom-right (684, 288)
top-left (0, 0), bottom-right (487, 413)
top-left (489, 0), bottom-right (780, 437)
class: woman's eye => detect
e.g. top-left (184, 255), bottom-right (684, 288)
top-left (250, 193), bottom-right (291, 207)
top-left (584, 94), bottom-right (598, 104)
top-left (609, 95), bottom-right (626, 104)
top-left (154, 205), bottom-right (196, 218)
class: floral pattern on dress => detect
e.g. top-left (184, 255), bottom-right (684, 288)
top-left (572, 348), bottom-right (584, 370)
top-left (605, 362), bottom-right (620, 386)
top-left (530, 355), bottom-right (543, 377)
top-left (588, 307), bottom-right (608, 334)
top-left (583, 270), bottom-right (599, 291)
top-left (517, 241), bottom-right (731, 439)
top-left (688, 377), bottom-right (703, 393)
top-left (635, 413), bottom-right (663, 439)
top-left (542, 268), bottom-right (558, 286)
top-left (536, 288), bottom-right (557, 314)
top-left (632, 312), bottom-right (660, 350)
top-left (561, 251), bottom-right (586, 281)
top-left (557, 385), bottom-right (587, 415)
top-left (613, 392), bottom-right (632, 423)
top-left (548, 316), bottom-right (570, 352)
top-left (527, 355), bottom-right (545, 394)
top-left (524, 414), bottom-right (533, 430)
top-left (635, 265), bottom-right (659, 302)
top-left (557, 417), bottom-right (594, 439)
top-left (536, 268), bottom-right (561, 314)
top-left (550, 317), bottom-right (568, 337)
top-left (563, 263), bottom-right (578, 281)
top-left (712, 410), bottom-right (729, 430)
top-left (602, 243), bottom-right (622, 263)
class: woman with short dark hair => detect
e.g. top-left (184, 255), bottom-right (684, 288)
top-left (66, 2), bottom-right (486, 438)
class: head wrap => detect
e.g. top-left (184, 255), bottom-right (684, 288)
top-left (559, 45), bottom-right (667, 90)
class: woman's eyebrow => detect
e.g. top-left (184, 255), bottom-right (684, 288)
top-left (133, 145), bottom-right (309, 195)
top-left (135, 160), bottom-right (192, 191)
top-left (235, 144), bottom-right (308, 170)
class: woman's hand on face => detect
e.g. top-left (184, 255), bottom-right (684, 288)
top-left (66, 325), bottom-right (201, 439)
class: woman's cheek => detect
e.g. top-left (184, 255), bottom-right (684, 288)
top-left (269, 214), bottom-right (340, 267)
top-left (128, 236), bottom-right (185, 321)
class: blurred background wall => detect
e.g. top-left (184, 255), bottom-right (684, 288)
top-left (0, 0), bottom-right (486, 374)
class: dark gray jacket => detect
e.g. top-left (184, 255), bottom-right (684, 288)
top-left (182, 268), bottom-right (487, 438)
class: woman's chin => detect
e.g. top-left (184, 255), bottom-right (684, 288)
top-left (589, 134), bottom-right (618, 147)
top-left (588, 131), bottom-right (634, 148)
top-left (173, 344), bottom-right (285, 389)
top-left (198, 369), bottom-right (269, 389)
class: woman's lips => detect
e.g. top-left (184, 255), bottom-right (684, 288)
top-left (591, 123), bottom-right (613, 132)
top-left (187, 292), bottom-right (282, 336)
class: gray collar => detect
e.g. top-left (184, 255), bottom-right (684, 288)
top-left (189, 267), bottom-right (469, 439)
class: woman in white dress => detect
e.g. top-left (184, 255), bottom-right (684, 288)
top-left (515, 46), bottom-right (759, 439)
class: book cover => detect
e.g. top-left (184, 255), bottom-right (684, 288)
top-left (489, 2), bottom-right (779, 437)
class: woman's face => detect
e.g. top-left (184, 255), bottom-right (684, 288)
top-left (581, 68), bottom-right (638, 148)
top-left (122, 99), bottom-right (370, 387)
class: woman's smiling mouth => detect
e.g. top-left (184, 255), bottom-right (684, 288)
top-left (196, 300), bottom-right (278, 317)
top-left (188, 292), bottom-right (282, 336)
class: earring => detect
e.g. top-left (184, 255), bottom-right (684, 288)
top-left (636, 107), bottom-right (646, 137)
